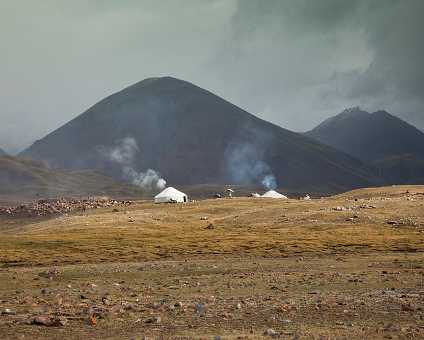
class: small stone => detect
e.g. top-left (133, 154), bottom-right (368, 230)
top-left (124, 303), bottom-right (138, 311)
top-left (401, 304), bottom-right (415, 312)
top-left (2, 308), bottom-right (16, 315)
top-left (195, 303), bottom-right (206, 315)
top-left (88, 314), bottom-right (97, 326)
top-left (101, 295), bottom-right (111, 305)
top-left (264, 328), bottom-right (279, 337)
top-left (145, 316), bottom-right (161, 324)
top-left (31, 316), bottom-right (67, 327)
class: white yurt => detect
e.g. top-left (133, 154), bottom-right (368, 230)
top-left (154, 187), bottom-right (188, 203)
top-left (261, 190), bottom-right (288, 199)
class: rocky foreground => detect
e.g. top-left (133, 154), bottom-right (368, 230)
top-left (0, 198), bottom-right (133, 217)
top-left (0, 255), bottom-right (423, 339)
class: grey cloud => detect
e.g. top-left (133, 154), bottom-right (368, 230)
top-left (0, 0), bottom-right (423, 153)
top-left (224, 0), bottom-right (424, 130)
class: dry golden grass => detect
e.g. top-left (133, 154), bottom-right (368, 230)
top-left (1, 185), bottom-right (423, 267)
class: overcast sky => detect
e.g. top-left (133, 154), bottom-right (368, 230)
top-left (1, 0), bottom-right (423, 153)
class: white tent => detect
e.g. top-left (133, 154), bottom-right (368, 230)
top-left (154, 187), bottom-right (188, 203)
top-left (261, 190), bottom-right (288, 199)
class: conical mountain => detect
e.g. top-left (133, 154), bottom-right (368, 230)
top-left (306, 107), bottom-right (424, 183)
top-left (21, 77), bottom-right (382, 193)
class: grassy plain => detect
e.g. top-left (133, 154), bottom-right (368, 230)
top-left (0, 185), bottom-right (423, 339)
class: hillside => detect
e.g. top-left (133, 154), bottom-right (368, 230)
top-left (21, 77), bottom-right (383, 193)
top-left (306, 108), bottom-right (424, 183)
top-left (0, 148), bottom-right (6, 156)
top-left (0, 156), bottom-right (143, 200)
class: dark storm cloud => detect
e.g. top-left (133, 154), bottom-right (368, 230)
top-left (0, 0), bottom-right (423, 153)
top-left (212, 0), bottom-right (424, 131)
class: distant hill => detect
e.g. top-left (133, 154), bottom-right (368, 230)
top-left (0, 148), bottom-right (6, 156)
top-left (21, 77), bottom-right (383, 193)
top-left (305, 108), bottom-right (424, 183)
top-left (0, 156), bottom-right (143, 200)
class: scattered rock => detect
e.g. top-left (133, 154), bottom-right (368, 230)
top-left (264, 328), bottom-right (279, 337)
top-left (88, 314), bottom-right (97, 326)
top-left (41, 288), bottom-right (50, 295)
top-left (102, 296), bottom-right (111, 305)
top-left (195, 303), bottom-right (206, 315)
top-left (39, 268), bottom-right (60, 280)
top-left (0, 198), bottom-right (132, 217)
top-left (30, 316), bottom-right (67, 327)
top-left (401, 304), bottom-right (416, 312)
top-left (2, 308), bottom-right (16, 315)
top-left (145, 316), bottom-right (161, 324)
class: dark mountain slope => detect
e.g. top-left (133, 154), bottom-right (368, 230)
top-left (21, 77), bottom-right (383, 193)
top-left (306, 108), bottom-right (424, 183)
top-left (0, 156), bottom-right (143, 199)
top-left (0, 148), bottom-right (6, 156)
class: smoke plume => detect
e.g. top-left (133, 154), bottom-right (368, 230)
top-left (261, 174), bottom-right (277, 190)
top-left (225, 141), bottom-right (277, 190)
top-left (102, 137), bottom-right (166, 191)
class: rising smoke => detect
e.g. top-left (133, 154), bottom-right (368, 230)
top-left (102, 137), bottom-right (166, 191)
top-left (225, 141), bottom-right (277, 190)
top-left (261, 174), bottom-right (277, 190)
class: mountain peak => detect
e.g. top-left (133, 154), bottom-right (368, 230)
top-left (306, 108), bottom-right (424, 184)
top-left (339, 107), bottom-right (369, 118)
top-left (20, 79), bottom-right (382, 193)
top-left (315, 107), bottom-right (368, 130)
top-left (342, 106), bottom-right (366, 114)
